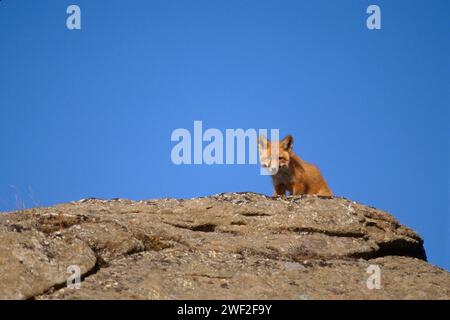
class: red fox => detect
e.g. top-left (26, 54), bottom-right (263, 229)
top-left (258, 134), bottom-right (333, 197)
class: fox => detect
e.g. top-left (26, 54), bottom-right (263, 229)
top-left (258, 134), bottom-right (333, 197)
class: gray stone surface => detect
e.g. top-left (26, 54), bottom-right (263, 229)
top-left (0, 193), bottom-right (448, 299)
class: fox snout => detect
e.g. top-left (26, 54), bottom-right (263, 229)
top-left (260, 159), bottom-right (271, 168)
top-left (259, 157), bottom-right (281, 175)
top-left (259, 155), bottom-right (277, 168)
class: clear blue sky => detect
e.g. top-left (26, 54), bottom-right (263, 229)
top-left (0, 1), bottom-right (448, 270)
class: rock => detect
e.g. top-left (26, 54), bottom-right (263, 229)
top-left (0, 193), bottom-right (448, 299)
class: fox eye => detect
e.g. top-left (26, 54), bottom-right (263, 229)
top-left (279, 157), bottom-right (287, 161)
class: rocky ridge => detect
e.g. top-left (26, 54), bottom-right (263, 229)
top-left (0, 193), bottom-right (448, 299)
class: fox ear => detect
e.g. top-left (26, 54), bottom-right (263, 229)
top-left (258, 135), bottom-right (270, 148)
top-left (280, 135), bottom-right (294, 150)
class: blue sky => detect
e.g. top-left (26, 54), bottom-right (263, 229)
top-left (0, 1), bottom-right (448, 270)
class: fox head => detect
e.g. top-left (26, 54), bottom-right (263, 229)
top-left (258, 134), bottom-right (294, 174)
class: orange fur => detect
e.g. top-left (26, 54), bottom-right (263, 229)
top-left (258, 135), bottom-right (332, 197)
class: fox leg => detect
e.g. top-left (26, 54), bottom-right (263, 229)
top-left (273, 184), bottom-right (286, 196)
top-left (292, 184), bottom-right (306, 195)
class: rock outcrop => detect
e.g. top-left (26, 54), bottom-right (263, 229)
top-left (0, 193), bottom-right (448, 299)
